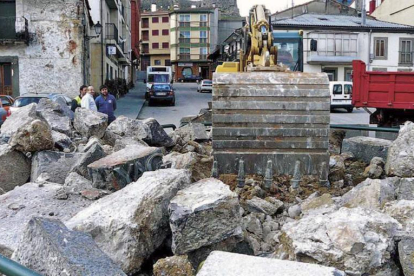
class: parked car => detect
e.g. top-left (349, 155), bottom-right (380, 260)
top-left (0, 95), bottom-right (15, 112)
top-left (148, 83), bottom-right (175, 106)
top-left (329, 81), bottom-right (353, 113)
top-left (10, 93), bottom-right (71, 113)
top-left (197, 80), bottom-right (213, 93)
top-left (178, 75), bottom-right (203, 83)
top-left (0, 102), bottom-right (11, 126)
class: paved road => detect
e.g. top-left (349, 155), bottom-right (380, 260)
top-left (137, 82), bottom-right (371, 127)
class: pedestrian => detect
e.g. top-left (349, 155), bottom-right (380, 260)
top-left (81, 86), bottom-right (97, 111)
top-left (95, 85), bottom-right (117, 124)
top-left (71, 85), bottom-right (87, 112)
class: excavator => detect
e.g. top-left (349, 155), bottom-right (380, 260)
top-left (212, 5), bottom-right (331, 183)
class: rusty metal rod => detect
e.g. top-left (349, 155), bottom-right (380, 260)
top-left (0, 254), bottom-right (42, 276)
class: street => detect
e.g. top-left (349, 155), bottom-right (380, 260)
top-left (137, 83), bottom-right (371, 127)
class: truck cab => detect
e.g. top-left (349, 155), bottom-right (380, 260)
top-left (329, 81), bottom-right (353, 113)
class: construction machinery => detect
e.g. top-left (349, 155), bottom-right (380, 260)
top-left (212, 5), bottom-right (331, 179)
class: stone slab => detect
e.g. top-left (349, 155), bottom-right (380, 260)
top-left (342, 136), bottom-right (391, 164)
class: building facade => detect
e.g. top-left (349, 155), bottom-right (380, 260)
top-left (170, 8), bottom-right (218, 81)
top-left (371, 0), bottom-right (414, 26)
top-left (272, 13), bottom-right (414, 81)
top-left (130, 0), bottom-right (141, 82)
top-left (139, 9), bottom-right (171, 71)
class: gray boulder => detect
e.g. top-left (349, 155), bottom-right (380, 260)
top-left (386, 122), bottom-right (414, 177)
top-left (143, 118), bottom-right (175, 147)
top-left (244, 196), bottom-right (281, 216)
top-left (13, 217), bottom-right (126, 276)
top-left (197, 251), bottom-right (345, 276)
top-left (363, 157), bottom-right (385, 179)
top-left (81, 137), bottom-right (101, 153)
top-left (74, 108), bottom-right (108, 139)
top-left (277, 207), bottom-right (401, 275)
top-left (169, 178), bottom-right (242, 255)
top-left (106, 116), bottom-right (149, 140)
top-left (64, 172), bottom-right (93, 194)
top-left (9, 119), bottom-right (54, 152)
top-left (36, 99), bottom-right (72, 135)
top-left (0, 144), bottom-right (31, 192)
top-left (66, 169), bottom-right (191, 274)
top-left (396, 178), bottom-right (414, 200)
top-left (398, 236), bottom-right (414, 276)
top-left (51, 130), bottom-right (73, 151)
top-left (153, 255), bottom-right (195, 276)
top-left (0, 182), bottom-right (92, 253)
top-left (342, 136), bottom-right (391, 164)
top-left (31, 151), bottom-right (85, 184)
top-left (113, 136), bottom-right (148, 152)
top-left (163, 152), bottom-right (198, 169)
top-left (87, 145), bottom-right (163, 190)
top-left (301, 193), bottom-right (336, 215)
top-left (341, 178), bottom-right (395, 210)
top-left (329, 155), bottom-right (345, 182)
top-left (71, 143), bottom-right (106, 179)
top-left (0, 103), bottom-right (37, 137)
top-left (172, 122), bottom-right (209, 143)
top-left (384, 200), bottom-right (414, 232)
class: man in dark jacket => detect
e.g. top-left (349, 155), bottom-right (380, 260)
top-left (71, 85), bottom-right (87, 112)
top-left (95, 85), bottom-right (117, 124)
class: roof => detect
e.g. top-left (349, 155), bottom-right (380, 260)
top-left (141, 10), bottom-right (170, 16)
top-left (272, 14), bottom-right (414, 32)
top-left (169, 8), bottom-right (214, 14)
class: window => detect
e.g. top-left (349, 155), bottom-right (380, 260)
top-left (200, 14), bottom-right (207, 26)
top-left (152, 17), bottom-right (159, 23)
top-left (200, 47), bottom-right (208, 59)
top-left (179, 31), bottom-right (190, 43)
top-left (374, 37), bottom-right (388, 60)
top-left (142, 43), bottom-right (149, 53)
top-left (200, 31), bottom-right (207, 43)
top-left (344, 68), bottom-right (352, 82)
top-left (142, 18), bottom-right (149, 28)
top-left (162, 42), bottom-right (169, 49)
top-left (152, 30), bottom-right (159, 36)
top-left (344, 84), bottom-right (352, 95)
top-left (165, 59), bottom-right (171, 66)
top-left (333, 84), bottom-right (342, 95)
top-left (179, 48), bottom-right (190, 60)
top-left (322, 68), bottom-right (337, 81)
top-left (154, 60), bottom-right (161, 65)
top-left (162, 29), bottom-right (169, 36)
top-left (162, 17), bottom-right (169, 23)
top-left (142, 31), bottom-right (149, 40)
top-left (179, 14), bottom-right (190, 27)
top-left (182, 67), bottom-right (193, 76)
top-left (152, 43), bottom-right (159, 49)
top-left (399, 38), bottom-right (413, 65)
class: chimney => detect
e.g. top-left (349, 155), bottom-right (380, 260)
top-left (151, 4), bottom-right (157, 12)
top-left (369, 0), bottom-right (376, 14)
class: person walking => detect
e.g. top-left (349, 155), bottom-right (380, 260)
top-left (71, 85), bottom-right (87, 112)
top-left (95, 85), bottom-right (117, 123)
top-left (81, 86), bottom-right (97, 111)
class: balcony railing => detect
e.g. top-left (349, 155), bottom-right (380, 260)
top-left (178, 54), bottom-right (209, 61)
top-left (179, 22), bottom-right (190, 27)
top-left (178, 22), bottom-right (209, 28)
top-left (179, 38), bottom-right (190, 43)
top-left (178, 38), bottom-right (209, 44)
top-left (179, 54), bottom-right (190, 61)
top-left (106, 23), bottom-right (118, 41)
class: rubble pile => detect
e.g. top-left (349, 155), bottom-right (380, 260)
top-left (2, 102), bottom-right (414, 276)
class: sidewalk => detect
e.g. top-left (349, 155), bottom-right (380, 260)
top-left (114, 81), bottom-right (146, 119)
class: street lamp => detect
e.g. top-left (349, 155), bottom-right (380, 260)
top-left (85, 21), bottom-right (102, 40)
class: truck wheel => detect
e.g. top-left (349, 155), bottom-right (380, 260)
top-left (347, 107), bottom-right (353, 113)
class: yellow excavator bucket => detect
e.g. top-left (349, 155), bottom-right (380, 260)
top-left (216, 62), bottom-right (240, 73)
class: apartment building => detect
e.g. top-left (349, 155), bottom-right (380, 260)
top-left (139, 9), bottom-right (171, 71)
top-left (170, 7), bottom-right (218, 81)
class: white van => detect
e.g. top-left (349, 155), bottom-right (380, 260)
top-left (329, 81), bottom-right (353, 113)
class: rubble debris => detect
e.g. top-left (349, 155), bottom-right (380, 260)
top-left (384, 200), bottom-right (414, 232)
top-left (74, 108), bottom-right (108, 139)
top-left (9, 119), bottom-right (54, 152)
top-left (80, 189), bottom-right (109, 200)
top-left (363, 156), bottom-right (385, 179)
top-left (277, 207), bottom-right (401, 275)
top-left (113, 136), bottom-right (148, 152)
top-left (64, 172), bottom-right (93, 194)
top-left (386, 122), bottom-right (414, 177)
top-left (395, 178), bottom-right (414, 200)
top-left (31, 150), bottom-right (85, 184)
top-left (66, 169), bottom-right (191, 274)
top-left (329, 155), bottom-right (345, 183)
top-left (143, 117), bottom-right (175, 147)
top-left (51, 130), bottom-right (73, 151)
top-left (13, 217), bottom-right (126, 276)
top-left (0, 182), bottom-right (92, 253)
top-left (81, 137), bottom-right (102, 153)
top-left (244, 196), bottom-right (281, 216)
top-left (197, 251), bottom-right (345, 276)
top-left (71, 142), bottom-right (106, 179)
top-left (0, 144), bottom-right (31, 192)
top-left (0, 103), bottom-right (38, 137)
top-left (87, 145), bottom-right (163, 190)
top-left (300, 193), bottom-right (335, 215)
top-left (36, 99), bottom-right (72, 135)
top-left (169, 178), bottom-right (242, 255)
top-left (153, 255), bottom-right (195, 276)
top-left (342, 136), bottom-right (391, 164)
top-left (329, 130), bottom-right (346, 154)
top-left (172, 122), bottom-right (209, 143)
top-left (163, 152), bottom-right (197, 169)
top-left (104, 115), bottom-right (150, 145)
top-left (398, 237), bottom-right (414, 276)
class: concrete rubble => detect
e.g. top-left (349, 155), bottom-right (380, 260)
top-left (386, 121), bottom-right (414, 177)
top-left (153, 255), bottom-right (195, 276)
top-left (66, 169), bottom-right (191, 274)
top-left (143, 117), bottom-right (175, 147)
top-left (197, 251), bottom-right (345, 276)
top-left (0, 144), bottom-right (31, 192)
top-left (169, 178), bottom-right (242, 255)
top-left (342, 136), bottom-right (391, 164)
top-left (36, 99), bottom-right (72, 135)
top-left (13, 217), bottom-right (126, 276)
top-left (74, 108), bottom-right (108, 139)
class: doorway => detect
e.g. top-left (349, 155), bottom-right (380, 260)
top-left (0, 64), bottom-right (13, 95)
top-left (200, 66), bottom-right (209, 79)
top-left (322, 68), bottom-right (337, 81)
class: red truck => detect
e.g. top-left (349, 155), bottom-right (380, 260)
top-left (352, 60), bottom-right (414, 127)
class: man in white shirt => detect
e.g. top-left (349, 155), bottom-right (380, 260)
top-left (81, 86), bottom-right (97, 111)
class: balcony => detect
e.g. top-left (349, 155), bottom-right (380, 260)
top-left (179, 38), bottom-right (190, 43)
top-left (0, 16), bottom-right (29, 45)
top-left (179, 22), bottom-right (190, 27)
top-left (106, 23), bottom-right (118, 41)
top-left (178, 38), bottom-right (209, 44)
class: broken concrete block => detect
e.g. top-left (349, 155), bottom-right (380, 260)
top-left (244, 196), bottom-right (280, 216)
top-left (342, 136), bottom-right (391, 164)
top-left (169, 178), bottom-right (242, 255)
top-left (301, 193), bottom-right (335, 215)
top-left (31, 151), bottom-right (85, 184)
top-left (386, 122), bottom-right (414, 177)
top-left (363, 157), bottom-right (385, 179)
top-left (87, 145), bottom-right (163, 190)
top-left (0, 144), bottom-right (31, 192)
top-left (9, 119), bottom-right (54, 152)
top-left (0, 103), bottom-right (37, 137)
top-left (66, 169), bottom-right (191, 274)
top-left (13, 217), bottom-right (126, 276)
top-left (153, 255), bottom-right (195, 276)
top-left (36, 99), bottom-right (72, 135)
top-left (113, 136), bottom-right (148, 152)
top-left (143, 118), bottom-right (175, 147)
top-left (396, 178), bottom-right (414, 200)
top-left (174, 123), bottom-right (209, 143)
top-left (384, 200), bottom-right (414, 232)
top-left (81, 137), bottom-right (101, 153)
top-left (71, 143), bottom-right (106, 179)
top-left (0, 182), bottom-right (92, 253)
top-left (341, 178), bottom-right (395, 210)
top-left (106, 115), bottom-right (149, 139)
top-left (64, 172), bottom-right (93, 194)
top-left (398, 236), bottom-right (414, 276)
top-left (51, 130), bottom-right (73, 151)
top-left (74, 108), bottom-right (108, 139)
top-left (197, 251), bottom-right (345, 276)
top-left (163, 152), bottom-right (198, 169)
